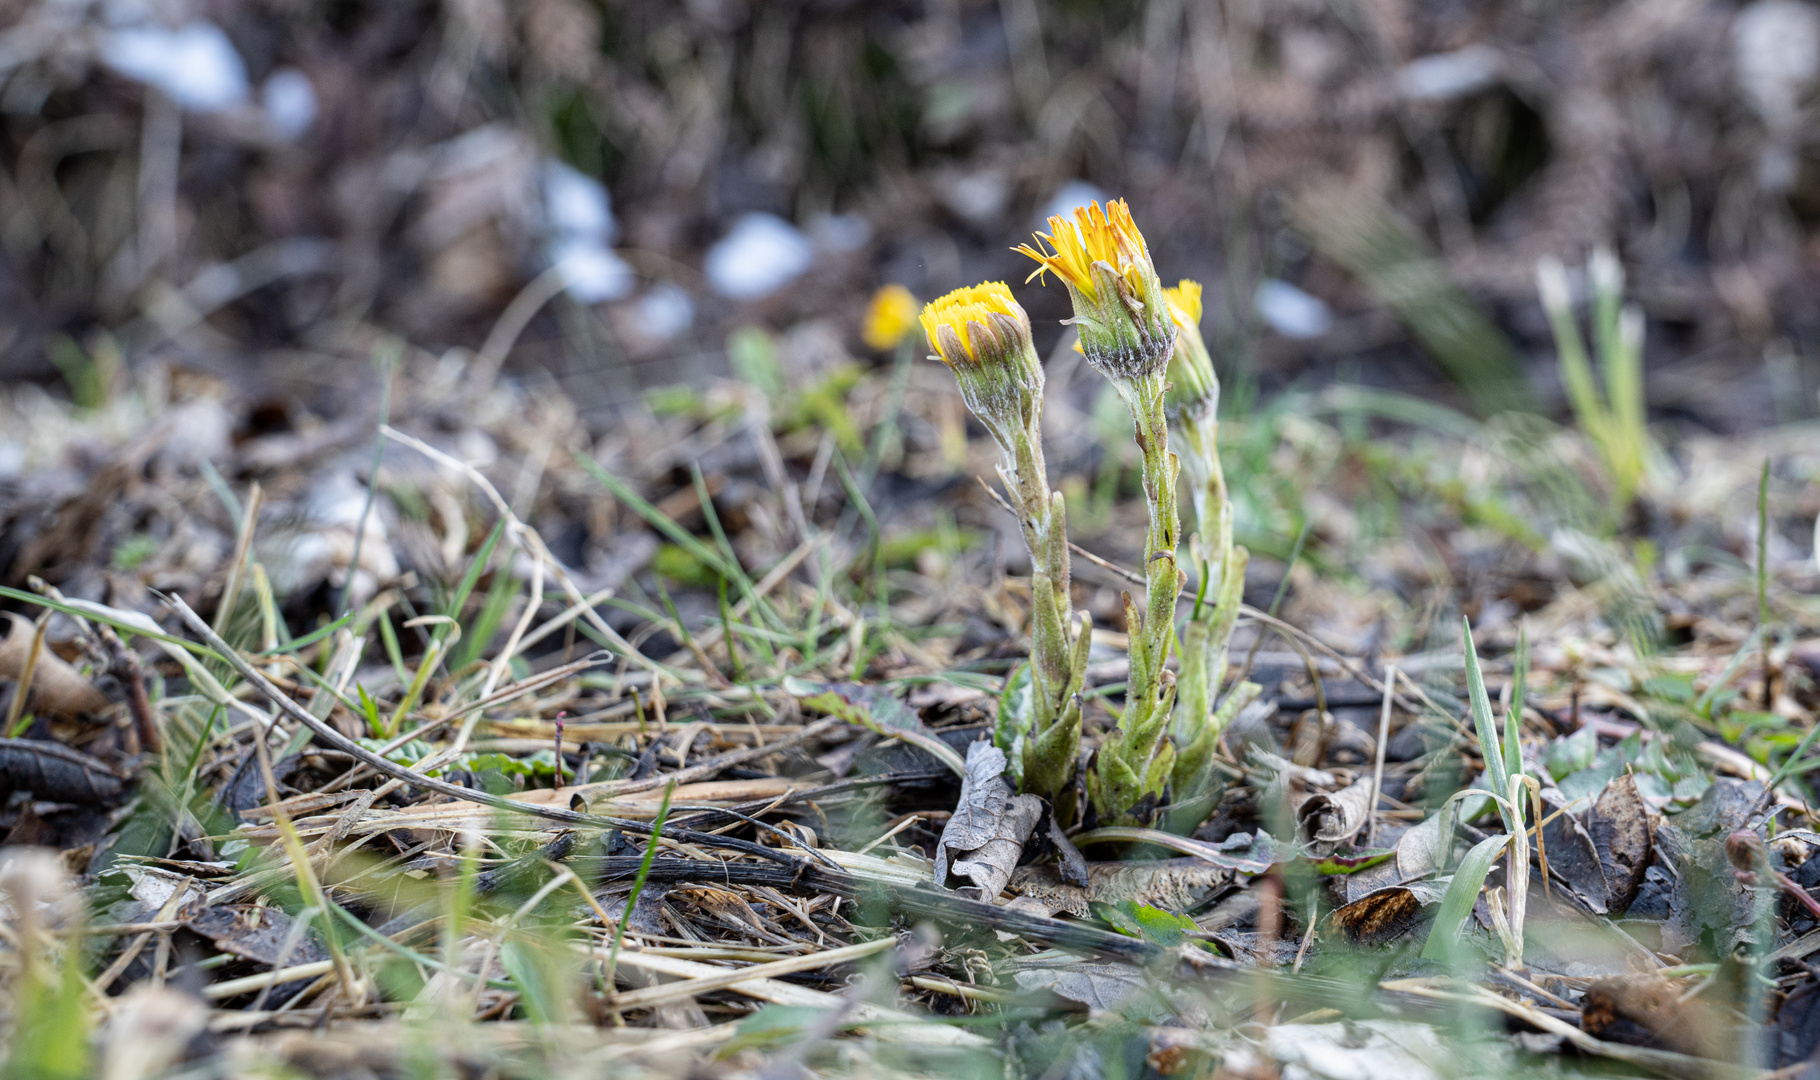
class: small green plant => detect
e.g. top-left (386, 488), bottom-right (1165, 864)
top-left (1423, 619), bottom-right (1535, 968)
top-left (1016, 200), bottom-right (1183, 826)
top-left (921, 282), bottom-right (1091, 821)
top-left (1159, 280), bottom-right (1258, 818)
top-left (1536, 248), bottom-right (1648, 521)
top-left (924, 201), bottom-right (1262, 830)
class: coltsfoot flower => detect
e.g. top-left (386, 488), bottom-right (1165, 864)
top-left (862, 283), bottom-right (919, 351)
top-left (919, 282), bottom-right (1045, 453)
top-left (1021, 201), bottom-right (1182, 826)
top-left (921, 281), bottom-right (1089, 819)
top-left (1015, 199), bottom-right (1175, 381)
top-left (1164, 280), bottom-right (1218, 423)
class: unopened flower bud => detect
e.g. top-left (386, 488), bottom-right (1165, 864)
top-left (919, 282), bottom-right (1044, 452)
top-left (1163, 279), bottom-right (1218, 423)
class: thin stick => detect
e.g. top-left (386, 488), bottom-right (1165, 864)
top-left (338, 342), bottom-right (397, 617)
top-left (1367, 663), bottom-right (1396, 847)
top-left (603, 936), bottom-right (894, 1012)
top-left (213, 482), bottom-right (264, 632)
top-left (2, 611), bottom-right (49, 735)
top-left (981, 480), bottom-right (1143, 585)
top-left (381, 425), bottom-right (672, 692)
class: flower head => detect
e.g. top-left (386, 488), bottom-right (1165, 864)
top-left (920, 282), bottom-right (1044, 451)
top-left (1164, 278), bottom-right (1218, 422)
top-left (1164, 279), bottom-right (1202, 328)
top-left (920, 282), bottom-right (1025, 364)
top-left (862, 284), bottom-right (919, 350)
top-left (1014, 199), bottom-right (1174, 381)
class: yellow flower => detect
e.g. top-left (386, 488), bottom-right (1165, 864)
top-left (862, 284), bottom-right (919, 350)
top-left (1014, 199), bottom-right (1153, 303)
top-left (1013, 199), bottom-right (1173, 381)
top-left (918, 281), bottom-right (1026, 365)
top-left (1166, 277), bottom-right (1218, 422)
top-left (1163, 279), bottom-right (1203, 329)
top-left (919, 282), bottom-right (1044, 453)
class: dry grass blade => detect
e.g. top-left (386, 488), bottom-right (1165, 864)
top-left (604, 936), bottom-right (894, 1012)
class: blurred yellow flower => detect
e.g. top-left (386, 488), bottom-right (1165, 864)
top-left (1164, 279), bottom-right (1203, 328)
top-left (862, 283), bottom-right (919, 350)
top-left (1014, 199), bottom-right (1153, 303)
top-left (918, 281), bottom-right (1025, 365)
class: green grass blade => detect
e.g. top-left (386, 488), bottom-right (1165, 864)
top-left (1420, 830), bottom-right (1510, 962)
top-left (257, 609), bottom-right (356, 656)
top-left (1505, 625), bottom-right (1528, 785)
top-left (575, 454), bottom-right (739, 581)
top-left (605, 783), bottom-right (674, 991)
top-left (451, 545), bottom-right (518, 672)
top-left (1461, 617), bottom-right (1510, 830)
top-left (1693, 625), bottom-right (1762, 719)
top-left (0, 587), bottom-right (216, 656)
top-left (441, 519), bottom-right (506, 636)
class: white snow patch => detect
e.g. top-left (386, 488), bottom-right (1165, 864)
top-left (705, 213), bottom-right (813, 300)
top-left (261, 67), bottom-right (316, 140)
top-left (550, 237), bottom-right (634, 303)
top-left (1255, 279), bottom-right (1332, 339)
top-left (633, 284), bottom-right (694, 339)
top-left (102, 22), bottom-right (249, 113)
top-left (1037, 180), bottom-right (1109, 224)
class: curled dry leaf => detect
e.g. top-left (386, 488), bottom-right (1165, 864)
top-left (1296, 777), bottom-right (1375, 857)
top-left (933, 740), bottom-right (1043, 901)
top-left (182, 904), bottom-right (328, 967)
top-left (1013, 960), bottom-right (1166, 1017)
top-left (1395, 813), bottom-right (1449, 879)
top-left (1328, 880), bottom-right (1448, 946)
top-left (1540, 799), bottom-right (1611, 914)
top-left (0, 613), bottom-right (109, 717)
top-left (1589, 773), bottom-right (1654, 914)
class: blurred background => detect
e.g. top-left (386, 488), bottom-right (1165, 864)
top-left (2, 0), bottom-right (1818, 423)
top-left (2, 0), bottom-right (1819, 667)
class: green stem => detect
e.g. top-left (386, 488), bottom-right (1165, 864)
top-left (1090, 369), bottom-right (1183, 823)
top-left (1000, 410), bottom-right (1088, 819)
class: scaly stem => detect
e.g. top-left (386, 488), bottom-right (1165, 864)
top-left (1169, 406), bottom-right (1255, 807)
top-left (998, 415), bottom-right (1089, 821)
top-left (1088, 368), bottom-right (1183, 824)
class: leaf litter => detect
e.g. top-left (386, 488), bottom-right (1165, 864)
top-left (0, 336), bottom-right (1811, 1080)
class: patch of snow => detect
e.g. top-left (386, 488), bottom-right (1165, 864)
top-left (705, 213), bottom-right (813, 300)
top-left (261, 67), bottom-right (316, 140)
top-left (102, 22), bottom-right (249, 113)
top-left (633, 284), bottom-right (694, 339)
top-left (550, 237), bottom-right (634, 303)
top-left (539, 159), bottom-right (626, 302)
top-left (1396, 45), bottom-right (1501, 101)
top-left (1255, 279), bottom-right (1333, 339)
top-left (542, 160), bottom-right (614, 243)
top-left (1037, 180), bottom-right (1109, 224)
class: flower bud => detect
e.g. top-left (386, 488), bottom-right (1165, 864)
top-left (1163, 279), bottom-right (1218, 423)
top-left (919, 281), bottom-right (1044, 451)
top-left (1015, 199), bottom-right (1175, 381)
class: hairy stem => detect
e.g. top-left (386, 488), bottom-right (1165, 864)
top-left (1090, 368), bottom-right (1183, 824)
